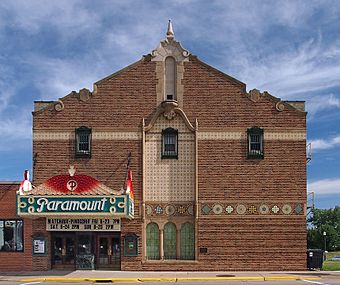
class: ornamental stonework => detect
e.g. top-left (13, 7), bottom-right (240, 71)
top-left (200, 203), bottom-right (305, 216)
top-left (145, 203), bottom-right (195, 217)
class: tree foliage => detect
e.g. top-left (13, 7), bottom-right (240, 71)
top-left (307, 206), bottom-right (340, 251)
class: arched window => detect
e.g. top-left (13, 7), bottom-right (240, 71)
top-left (165, 56), bottom-right (176, 101)
top-left (162, 128), bottom-right (178, 159)
top-left (163, 222), bottom-right (177, 259)
top-left (180, 222), bottom-right (195, 260)
top-left (146, 223), bottom-right (160, 260)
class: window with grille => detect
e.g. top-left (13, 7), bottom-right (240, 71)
top-left (161, 128), bottom-right (178, 159)
top-left (247, 127), bottom-right (264, 159)
top-left (0, 220), bottom-right (23, 252)
top-left (163, 222), bottom-right (177, 259)
top-left (180, 222), bottom-right (195, 260)
top-left (75, 127), bottom-right (91, 157)
top-left (146, 223), bottom-right (160, 260)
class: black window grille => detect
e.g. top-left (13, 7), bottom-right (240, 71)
top-left (162, 128), bottom-right (178, 159)
top-left (247, 128), bottom-right (264, 159)
top-left (75, 127), bottom-right (91, 157)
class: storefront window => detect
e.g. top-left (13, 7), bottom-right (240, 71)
top-left (0, 220), bottom-right (23, 252)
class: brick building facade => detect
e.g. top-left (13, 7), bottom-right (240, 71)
top-left (0, 22), bottom-right (307, 271)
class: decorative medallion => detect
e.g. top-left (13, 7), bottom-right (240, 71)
top-left (271, 205), bottom-right (280, 214)
top-left (248, 205), bottom-right (257, 214)
top-left (165, 205), bottom-right (175, 216)
top-left (236, 204), bottom-right (247, 215)
top-left (282, 204), bottom-right (292, 215)
top-left (66, 180), bottom-right (78, 191)
top-left (225, 205), bottom-right (234, 214)
top-left (259, 204), bottom-right (269, 214)
top-left (164, 110), bottom-right (177, 120)
top-left (201, 205), bottom-right (211, 215)
top-left (187, 205), bottom-right (194, 216)
top-left (275, 101), bottom-right (285, 112)
top-left (295, 204), bottom-right (303, 214)
top-left (146, 205), bottom-right (153, 215)
top-left (79, 88), bottom-right (91, 102)
top-left (177, 205), bottom-right (187, 215)
top-left (213, 204), bottom-right (223, 215)
top-left (155, 205), bottom-right (163, 215)
top-left (249, 89), bottom-right (261, 102)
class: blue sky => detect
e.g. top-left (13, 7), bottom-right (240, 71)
top-left (0, 0), bottom-right (339, 209)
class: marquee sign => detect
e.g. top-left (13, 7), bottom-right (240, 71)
top-left (17, 194), bottom-right (134, 219)
top-left (46, 217), bottom-right (121, 231)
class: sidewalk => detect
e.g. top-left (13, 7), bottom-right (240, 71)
top-left (1, 270), bottom-right (339, 283)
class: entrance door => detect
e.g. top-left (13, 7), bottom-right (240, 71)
top-left (52, 234), bottom-right (75, 269)
top-left (97, 235), bottom-right (120, 270)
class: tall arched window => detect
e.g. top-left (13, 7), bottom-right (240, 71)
top-left (180, 222), bottom-right (195, 260)
top-left (165, 56), bottom-right (176, 101)
top-left (146, 223), bottom-right (160, 260)
top-left (163, 222), bottom-right (177, 259)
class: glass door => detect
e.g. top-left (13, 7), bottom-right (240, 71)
top-left (52, 234), bottom-right (75, 269)
top-left (97, 235), bottom-right (120, 270)
top-left (76, 234), bottom-right (94, 270)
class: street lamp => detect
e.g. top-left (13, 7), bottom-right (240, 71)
top-left (323, 231), bottom-right (327, 261)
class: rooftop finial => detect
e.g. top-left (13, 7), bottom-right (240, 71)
top-left (166, 19), bottom-right (174, 40)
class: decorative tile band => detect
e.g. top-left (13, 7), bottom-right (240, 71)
top-left (200, 203), bottom-right (305, 216)
top-left (34, 132), bottom-right (141, 141)
top-left (198, 132), bottom-right (306, 141)
top-left (34, 131), bottom-right (306, 141)
top-left (145, 203), bottom-right (195, 217)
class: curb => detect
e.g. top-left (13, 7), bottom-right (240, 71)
top-left (19, 275), bottom-right (322, 283)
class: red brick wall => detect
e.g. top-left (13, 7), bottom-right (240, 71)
top-left (0, 183), bottom-right (34, 271)
top-left (28, 55), bottom-right (307, 271)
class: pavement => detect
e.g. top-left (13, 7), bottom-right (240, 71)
top-left (0, 270), bottom-right (340, 283)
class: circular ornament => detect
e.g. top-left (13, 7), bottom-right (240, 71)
top-left (282, 204), bottom-right (292, 215)
top-left (259, 204), bottom-right (269, 214)
top-left (146, 205), bottom-right (153, 215)
top-left (165, 205), bottom-right (175, 216)
top-left (236, 204), bottom-right (247, 215)
top-left (67, 180), bottom-right (78, 191)
top-left (54, 100), bottom-right (64, 111)
top-left (213, 204), bottom-right (223, 215)
top-left (275, 101), bottom-right (285, 112)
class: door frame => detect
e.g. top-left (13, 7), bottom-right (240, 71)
top-left (96, 233), bottom-right (121, 270)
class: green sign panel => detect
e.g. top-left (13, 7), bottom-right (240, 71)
top-left (17, 194), bottom-right (134, 219)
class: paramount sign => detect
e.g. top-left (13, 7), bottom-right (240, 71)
top-left (17, 194), bottom-right (134, 219)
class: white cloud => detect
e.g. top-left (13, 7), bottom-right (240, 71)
top-left (308, 178), bottom-right (340, 195)
top-left (306, 93), bottom-right (340, 117)
top-left (0, 112), bottom-right (31, 151)
top-left (309, 135), bottom-right (340, 150)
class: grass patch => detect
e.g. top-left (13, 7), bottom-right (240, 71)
top-left (323, 261), bottom-right (340, 271)
top-left (323, 251), bottom-right (340, 271)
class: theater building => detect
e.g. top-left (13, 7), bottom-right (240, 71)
top-left (0, 22), bottom-right (307, 271)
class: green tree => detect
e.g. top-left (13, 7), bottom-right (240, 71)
top-left (307, 206), bottom-right (340, 251)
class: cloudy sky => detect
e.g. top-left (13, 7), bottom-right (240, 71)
top-left (0, 0), bottom-right (339, 209)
